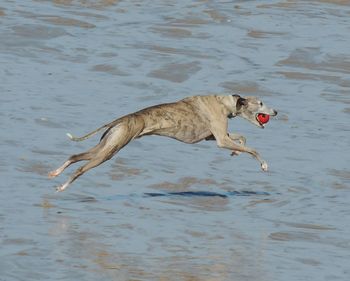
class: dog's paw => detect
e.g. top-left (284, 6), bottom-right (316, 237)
top-left (56, 185), bottom-right (64, 192)
top-left (56, 183), bottom-right (68, 192)
top-left (231, 151), bottom-right (241, 156)
top-left (48, 170), bottom-right (58, 179)
top-left (261, 161), bottom-right (268, 172)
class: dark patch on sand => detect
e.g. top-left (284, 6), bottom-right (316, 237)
top-left (148, 61), bottom-right (201, 83)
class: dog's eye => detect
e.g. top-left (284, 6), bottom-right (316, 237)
top-left (259, 102), bottom-right (263, 106)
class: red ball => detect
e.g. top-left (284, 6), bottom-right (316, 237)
top-left (257, 113), bottom-right (270, 124)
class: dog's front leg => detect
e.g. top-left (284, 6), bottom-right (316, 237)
top-left (216, 135), bottom-right (268, 171)
top-left (228, 133), bottom-right (246, 145)
top-left (227, 133), bottom-right (246, 156)
top-left (210, 120), bottom-right (268, 171)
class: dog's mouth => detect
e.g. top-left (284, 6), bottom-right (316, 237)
top-left (256, 113), bottom-right (270, 128)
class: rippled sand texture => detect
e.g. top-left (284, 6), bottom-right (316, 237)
top-left (1, 1), bottom-right (350, 280)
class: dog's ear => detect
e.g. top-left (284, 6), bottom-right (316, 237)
top-left (232, 94), bottom-right (247, 110)
top-left (233, 95), bottom-right (247, 110)
top-left (237, 97), bottom-right (247, 107)
top-left (232, 95), bottom-right (247, 106)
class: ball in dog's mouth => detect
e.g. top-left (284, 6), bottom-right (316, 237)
top-left (257, 113), bottom-right (270, 126)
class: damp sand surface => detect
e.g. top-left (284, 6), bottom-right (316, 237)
top-left (1, 1), bottom-right (350, 280)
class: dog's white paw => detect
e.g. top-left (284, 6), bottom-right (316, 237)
top-left (261, 161), bottom-right (268, 172)
top-left (49, 168), bottom-right (64, 179)
top-left (56, 185), bottom-right (64, 192)
top-left (231, 151), bottom-right (241, 156)
top-left (48, 170), bottom-right (58, 179)
top-left (56, 183), bottom-right (68, 192)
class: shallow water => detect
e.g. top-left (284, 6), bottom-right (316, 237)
top-left (1, 0), bottom-right (350, 280)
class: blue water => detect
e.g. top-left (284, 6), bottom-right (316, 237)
top-left (1, 0), bottom-right (350, 280)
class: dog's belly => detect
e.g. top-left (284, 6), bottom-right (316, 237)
top-left (153, 125), bottom-right (212, 144)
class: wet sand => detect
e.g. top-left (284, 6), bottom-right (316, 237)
top-left (1, 0), bottom-right (350, 280)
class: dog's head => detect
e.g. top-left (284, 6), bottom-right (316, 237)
top-left (233, 95), bottom-right (278, 128)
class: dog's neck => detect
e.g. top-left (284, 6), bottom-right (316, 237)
top-left (217, 94), bottom-right (242, 119)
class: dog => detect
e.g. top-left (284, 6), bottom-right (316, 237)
top-left (49, 94), bottom-right (277, 192)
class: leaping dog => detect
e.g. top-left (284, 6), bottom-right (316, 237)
top-left (49, 94), bottom-right (277, 191)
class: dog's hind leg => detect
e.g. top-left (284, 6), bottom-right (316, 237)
top-left (55, 118), bottom-right (145, 192)
top-left (48, 147), bottom-right (99, 178)
top-left (56, 154), bottom-right (111, 192)
top-left (48, 160), bottom-right (71, 179)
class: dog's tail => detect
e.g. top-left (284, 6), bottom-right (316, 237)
top-left (66, 119), bottom-right (122, 142)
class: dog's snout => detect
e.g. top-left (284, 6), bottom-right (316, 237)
top-left (273, 110), bottom-right (278, 116)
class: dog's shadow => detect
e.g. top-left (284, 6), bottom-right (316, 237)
top-left (143, 190), bottom-right (269, 198)
top-left (91, 190), bottom-right (271, 203)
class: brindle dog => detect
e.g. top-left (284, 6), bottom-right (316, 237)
top-left (49, 94), bottom-right (277, 191)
